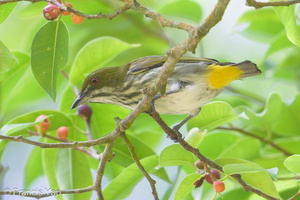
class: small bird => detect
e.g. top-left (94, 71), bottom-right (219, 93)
top-left (72, 56), bottom-right (261, 130)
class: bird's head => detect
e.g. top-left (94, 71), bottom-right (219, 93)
top-left (71, 66), bottom-right (127, 109)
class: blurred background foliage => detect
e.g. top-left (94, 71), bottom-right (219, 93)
top-left (0, 0), bottom-right (300, 200)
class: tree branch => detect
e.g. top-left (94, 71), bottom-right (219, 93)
top-left (246, 0), bottom-right (300, 9)
top-left (120, 133), bottom-right (159, 200)
top-left (218, 126), bottom-right (293, 156)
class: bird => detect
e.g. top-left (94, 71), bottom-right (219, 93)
top-left (72, 55), bottom-right (261, 130)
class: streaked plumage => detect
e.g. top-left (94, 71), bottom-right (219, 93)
top-left (72, 56), bottom-right (261, 118)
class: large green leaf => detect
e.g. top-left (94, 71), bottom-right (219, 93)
top-left (25, 147), bottom-right (43, 188)
top-left (237, 8), bottom-right (283, 42)
top-left (56, 149), bottom-right (93, 200)
top-left (103, 155), bottom-right (158, 200)
top-left (283, 155), bottom-right (300, 174)
top-left (0, 3), bottom-right (17, 25)
top-left (157, 0), bottom-right (202, 23)
top-left (41, 138), bottom-right (63, 200)
top-left (174, 173), bottom-right (201, 200)
top-left (159, 144), bottom-right (194, 167)
top-left (0, 40), bottom-right (17, 73)
top-left (31, 21), bottom-right (69, 101)
top-left (273, 5), bottom-right (300, 47)
top-left (223, 163), bottom-right (266, 175)
top-left (187, 101), bottom-right (238, 131)
top-left (216, 158), bottom-right (280, 199)
top-left (69, 36), bottom-right (139, 85)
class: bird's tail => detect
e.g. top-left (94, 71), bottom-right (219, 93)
top-left (233, 60), bottom-right (261, 78)
top-left (207, 60), bottom-right (261, 89)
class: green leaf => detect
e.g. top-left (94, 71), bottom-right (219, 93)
top-left (198, 131), bottom-right (239, 160)
top-left (237, 8), bottom-right (283, 42)
top-left (25, 147), bottom-right (43, 188)
top-left (174, 173), bottom-right (201, 200)
top-left (223, 163), bottom-right (265, 175)
top-left (273, 5), bottom-right (300, 47)
top-left (103, 155), bottom-right (158, 200)
top-left (0, 3), bottom-right (17, 25)
top-left (158, 0), bottom-right (202, 23)
top-left (41, 138), bottom-right (63, 200)
top-left (216, 158), bottom-right (280, 198)
top-left (273, 93), bottom-right (300, 136)
top-left (159, 144), bottom-right (194, 167)
top-left (69, 36), bottom-right (139, 85)
top-left (0, 40), bottom-right (17, 73)
top-left (187, 101), bottom-right (238, 131)
top-left (284, 155), bottom-right (300, 174)
top-left (4, 110), bottom-right (73, 136)
top-left (31, 21), bottom-right (69, 101)
top-left (56, 149), bottom-right (93, 200)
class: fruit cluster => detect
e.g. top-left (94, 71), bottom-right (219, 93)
top-left (43, 0), bottom-right (84, 24)
top-left (34, 115), bottom-right (69, 139)
top-left (33, 105), bottom-right (92, 140)
top-left (194, 160), bottom-right (226, 193)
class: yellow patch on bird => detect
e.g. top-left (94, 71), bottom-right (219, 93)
top-left (208, 64), bottom-right (243, 89)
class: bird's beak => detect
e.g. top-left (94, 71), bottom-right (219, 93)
top-left (71, 93), bottom-right (85, 109)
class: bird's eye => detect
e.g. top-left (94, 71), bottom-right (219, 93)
top-left (90, 77), bottom-right (99, 86)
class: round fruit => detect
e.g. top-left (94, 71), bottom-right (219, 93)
top-left (43, 5), bottom-right (61, 21)
top-left (62, 2), bottom-right (73, 16)
top-left (194, 177), bottom-right (204, 188)
top-left (194, 160), bottom-right (204, 170)
top-left (213, 181), bottom-right (225, 192)
top-left (72, 13), bottom-right (84, 24)
top-left (205, 169), bottom-right (220, 184)
top-left (57, 126), bottom-right (69, 139)
top-left (34, 115), bottom-right (50, 133)
top-left (77, 104), bottom-right (92, 120)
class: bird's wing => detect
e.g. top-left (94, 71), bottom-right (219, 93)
top-left (127, 55), bottom-right (218, 75)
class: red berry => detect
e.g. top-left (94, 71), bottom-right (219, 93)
top-left (57, 126), bottom-right (69, 139)
top-left (62, 2), bottom-right (72, 16)
top-left (194, 160), bottom-right (204, 170)
top-left (213, 181), bottom-right (225, 192)
top-left (194, 177), bottom-right (204, 188)
top-left (34, 115), bottom-right (50, 133)
top-left (43, 5), bottom-right (61, 21)
top-left (72, 13), bottom-right (84, 24)
top-left (77, 104), bottom-right (92, 120)
top-left (205, 169), bottom-right (220, 184)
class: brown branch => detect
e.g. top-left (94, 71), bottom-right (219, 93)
top-left (0, 186), bottom-right (94, 198)
top-left (120, 133), bottom-right (159, 200)
top-left (0, 134), bottom-right (114, 148)
top-left (246, 0), bottom-right (300, 9)
top-left (218, 127), bottom-right (293, 156)
top-left (148, 110), bottom-right (280, 200)
top-left (93, 143), bottom-right (114, 200)
top-left (288, 192), bottom-right (300, 200)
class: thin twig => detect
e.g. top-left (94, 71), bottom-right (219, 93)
top-left (120, 133), bottom-right (159, 200)
top-left (218, 126), bottom-right (292, 156)
top-left (246, 0), bottom-right (300, 9)
top-left (148, 110), bottom-right (280, 200)
top-left (93, 143), bottom-right (114, 200)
